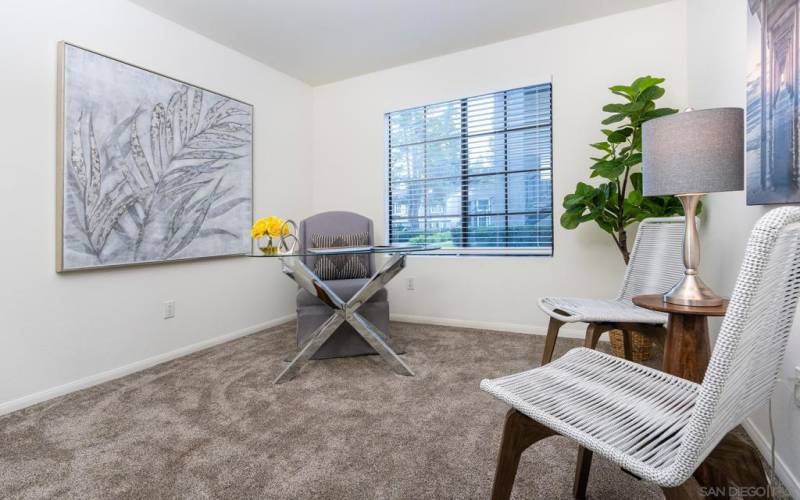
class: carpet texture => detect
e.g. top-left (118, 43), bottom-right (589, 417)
top-left (0, 322), bottom-right (789, 499)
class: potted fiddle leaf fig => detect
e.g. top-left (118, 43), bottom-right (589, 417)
top-left (561, 76), bottom-right (687, 265)
top-left (561, 76), bottom-right (689, 361)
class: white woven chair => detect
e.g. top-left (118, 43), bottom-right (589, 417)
top-left (539, 217), bottom-right (686, 364)
top-left (482, 207), bottom-right (800, 499)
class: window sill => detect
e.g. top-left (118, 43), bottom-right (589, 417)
top-left (396, 248), bottom-right (553, 258)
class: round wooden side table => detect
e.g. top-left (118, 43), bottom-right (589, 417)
top-left (632, 294), bottom-right (770, 500)
top-left (632, 294), bottom-right (728, 383)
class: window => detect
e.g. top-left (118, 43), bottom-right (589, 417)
top-left (470, 199), bottom-right (492, 228)
top-left (385, 83), bottom-right (553, 255)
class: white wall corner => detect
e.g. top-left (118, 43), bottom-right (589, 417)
top-left (742, 417), bottom-right (800, 499)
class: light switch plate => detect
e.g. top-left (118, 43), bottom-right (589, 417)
top-left (164, 300), bottom-right (175, 319)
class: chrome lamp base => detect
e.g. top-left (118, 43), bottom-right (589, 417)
top-left (664, 273), bottom-right (723, 307)
top-left (663, 194), bottom-right (724, 308)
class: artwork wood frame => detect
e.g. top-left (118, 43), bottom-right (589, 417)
top-left (56, 42), bottom-right (253, 272)
top-left (747, 0), bottom-right (800, 205)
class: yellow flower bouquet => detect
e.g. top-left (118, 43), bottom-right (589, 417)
top-left (252, 216), bottom-right (290, 255)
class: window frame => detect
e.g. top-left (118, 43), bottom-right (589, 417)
top-left (384, 82), bottom-right (554, 257)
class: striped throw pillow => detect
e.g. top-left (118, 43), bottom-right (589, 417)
top-left (311, 232), bottom-right (370, 280)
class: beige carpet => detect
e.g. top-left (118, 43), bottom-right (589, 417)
top-left (0, 322), bottom-right (789, 499)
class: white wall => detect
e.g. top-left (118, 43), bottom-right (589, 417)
top-left (688, 0), bottom-right (800, 494)
top-left (311, 1), bottom-right (689, 332)
top-left (0, 0), bottom-right (312, 411)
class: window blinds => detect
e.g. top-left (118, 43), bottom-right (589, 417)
top-left (385, 83), bottom-right (553, 255)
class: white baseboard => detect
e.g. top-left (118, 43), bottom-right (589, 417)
top-left (4, 313), bottom-right (561, 416)
top-left (0, 314), bottom-right (295, 417)
top-left (390, 313), bottom-right (587, 339)
top-left (742, 417), bottom-right (800, 499)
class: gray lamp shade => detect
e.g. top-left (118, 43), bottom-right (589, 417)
top-left (642, 107), bottom-right (744, 196)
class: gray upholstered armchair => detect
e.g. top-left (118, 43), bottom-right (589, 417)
top-left (296, 211), bottom-right (390, 359)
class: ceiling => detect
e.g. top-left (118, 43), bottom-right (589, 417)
top-left (131, 0), bottom-right (672, 86)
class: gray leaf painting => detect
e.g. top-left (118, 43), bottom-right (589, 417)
top-left (58, 43), bottom-right (252, 271)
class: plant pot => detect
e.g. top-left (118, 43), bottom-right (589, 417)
top-left (609, 329), bottom-right (653, 362)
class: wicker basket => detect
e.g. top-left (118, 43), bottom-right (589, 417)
top-left (608, 329), bottom-right (653, 362)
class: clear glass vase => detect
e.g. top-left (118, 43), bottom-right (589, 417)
top-left (258, 236), bottom-right (277, 255)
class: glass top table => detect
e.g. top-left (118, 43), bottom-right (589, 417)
top-left (249, 244), bottom-right (439, 383)
top-left (247, 244), bottom-right (440, 257)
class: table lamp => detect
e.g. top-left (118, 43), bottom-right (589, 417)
top-left (642, 107), bottom-right (744, 307)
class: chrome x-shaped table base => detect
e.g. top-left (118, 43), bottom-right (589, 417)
top-left (274, 253), bottom-right (413, 383)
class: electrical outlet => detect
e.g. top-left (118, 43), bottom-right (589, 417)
top-left (406, 277), bottom-right (415, 291)
top-left (794, 366), bottom-right (800, 408)
top-left (163, 300), bottom-right (175, 319)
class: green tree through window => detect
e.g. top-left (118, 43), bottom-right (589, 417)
top-left (385, 83), bottom-right (553, 255)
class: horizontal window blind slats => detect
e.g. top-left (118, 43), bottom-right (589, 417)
top-left (391, 137), bottom-right (553, 156)
top-left (389, 167), bottom-right (552, 186)
top-left (389, 97), bottom-right (551, 138)
top-left (389, 164), bottom-right (553, 182)
top-left (386, 83), bottom-right (553, 254)
top-left (389, 122), bottom-right (551, 148)
top-left (388, 87), bottom-right (550, 116)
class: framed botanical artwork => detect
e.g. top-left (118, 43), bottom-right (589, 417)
top-left (56, 42), bottom-right (253, 271)
top-left (747, 0), bottom-right (800, 205)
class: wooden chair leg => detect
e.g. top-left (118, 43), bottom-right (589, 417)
top-left (541, 317), bottom-right (565, 365)
top-left (573, 446), bottom-right (593, 499)
top-left (700, 431), bottom-right (772, 500)
top-left (491, 409), bottom-right (557, 500)
top-left (621, 329), bottom-right (633, 361)
top-left (693, 463), bottom-right (731, 500)
top-left (661, 479), bottom-right (702, 500)
top-left (584, 323), bottom-right (605, 349)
